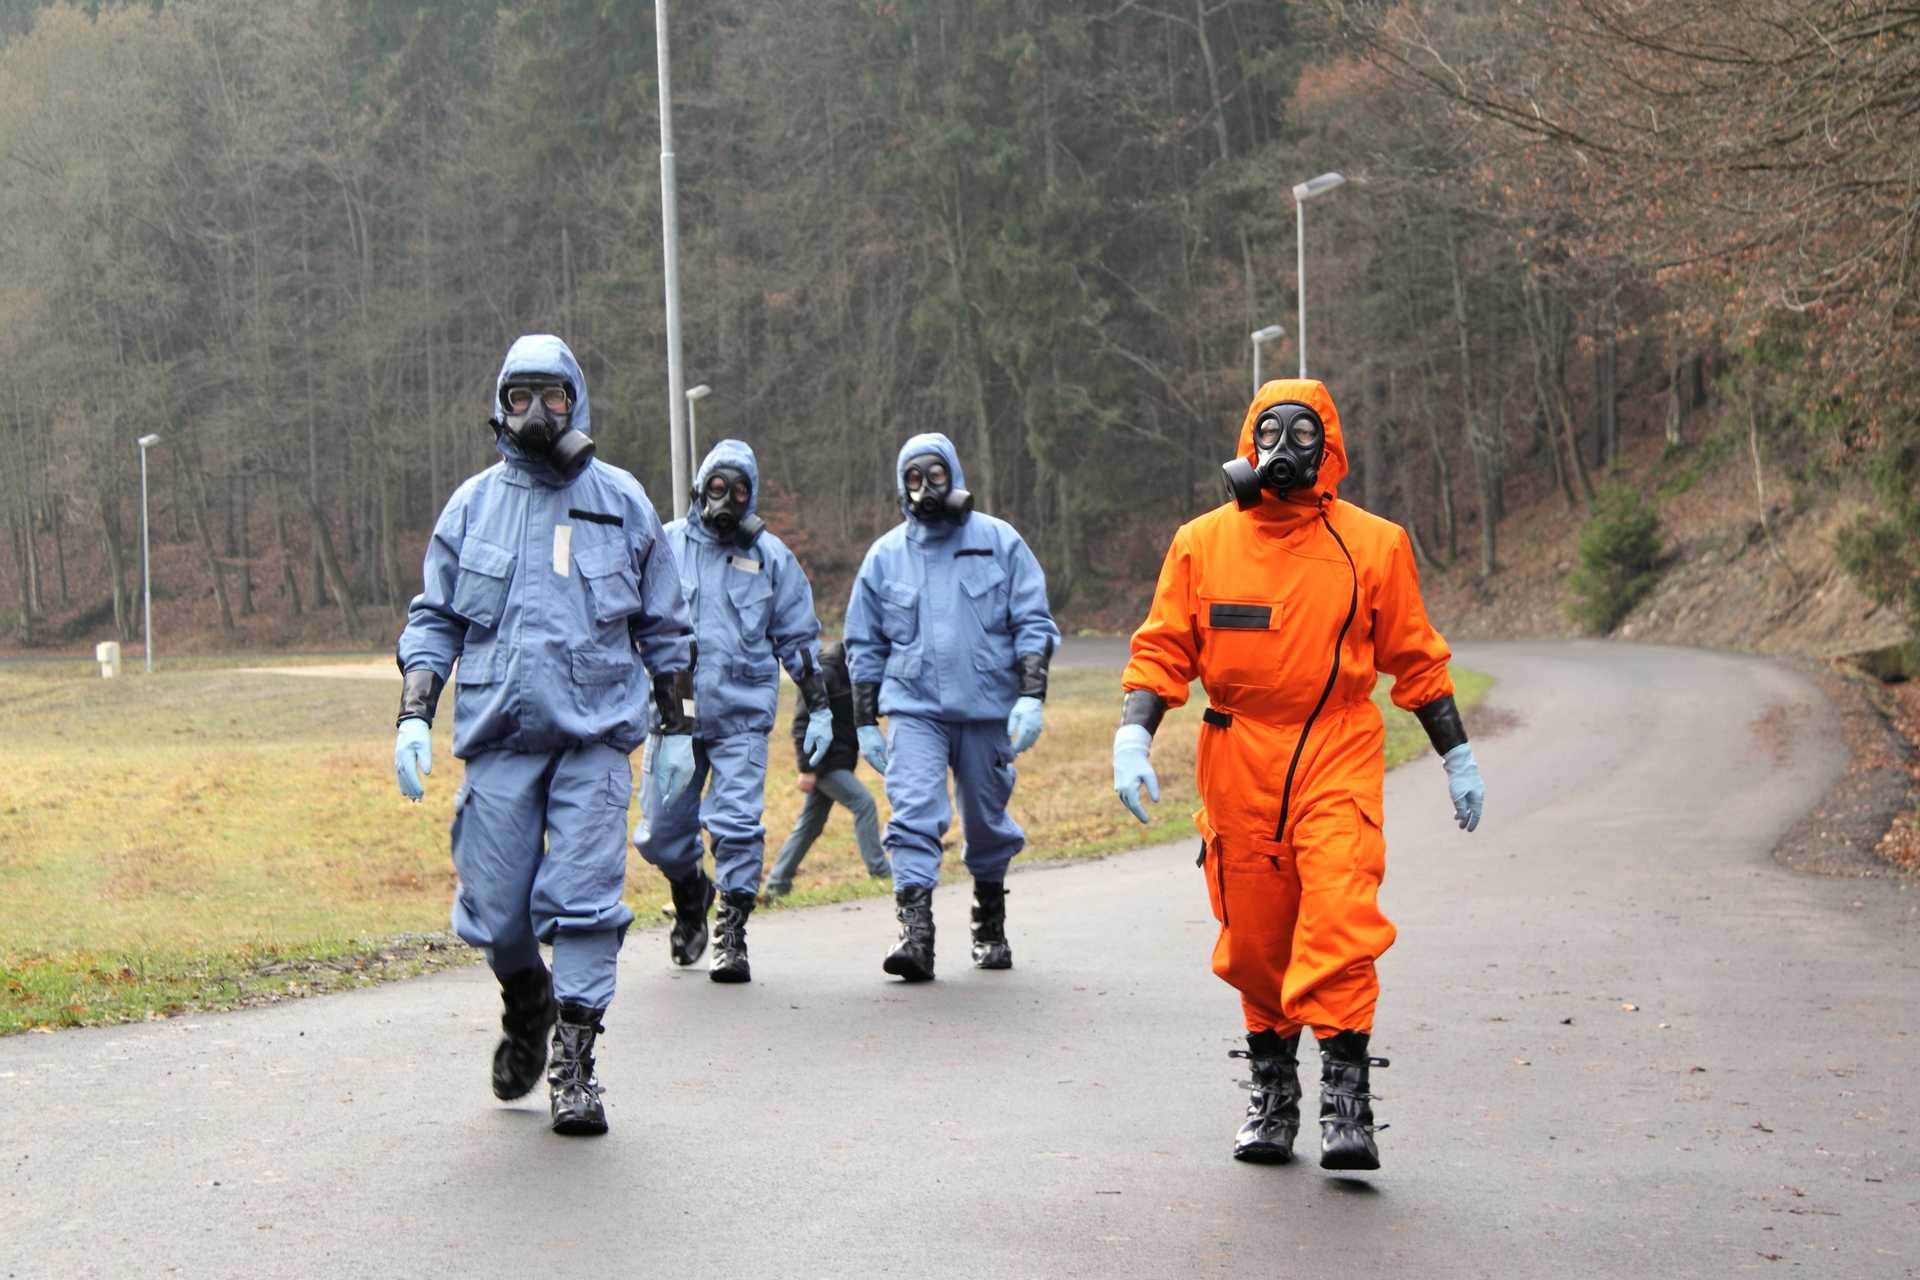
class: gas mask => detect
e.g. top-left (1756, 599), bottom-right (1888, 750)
top-left (696, 465), bottom-right (764, 545)
top-left (492, 376), bottom-right (594, 481)
top-left (1221, 402), bottom-right (1325, 510)
top-left (902, 452), bottom-right (973, 524)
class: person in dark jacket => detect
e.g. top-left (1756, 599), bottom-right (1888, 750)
top-left (763, 640), bottom-right (889, 898)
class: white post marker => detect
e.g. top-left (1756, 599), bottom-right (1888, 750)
top-left (95, 641), bottom-right (121, 679)
top-left (1251, 324), bottom-right (1285, 394)
top-left (1292, 171), bottom-right (1346, 378)
top-left (137, 432), bottom-right (161, 673)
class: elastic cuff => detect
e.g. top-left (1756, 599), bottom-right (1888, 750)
top-left (1414, 693), bottom-right (1468, 758)
top-left (1119, 688), bottom-right (1167, 735)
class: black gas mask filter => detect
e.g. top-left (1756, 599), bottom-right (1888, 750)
top-left (491, 376), bottom-right (594, 481)
top-left (1222, 402), bottom-right (1325, 510)
top-left (696, 465), bottom-right (765, 546)
top-left (902, 452), bottom-right (973, 524)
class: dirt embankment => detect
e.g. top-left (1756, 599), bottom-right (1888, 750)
top-left (1416, 426), bottom-right (1919, 880)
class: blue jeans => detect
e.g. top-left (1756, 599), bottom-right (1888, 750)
top-left (765, 768), bottom-right (888, 894)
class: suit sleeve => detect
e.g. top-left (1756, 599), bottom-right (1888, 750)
top-left (843, 547), bottom-right (889, 687)
top-left (1004, 530), bottom-right (1061, 660)
top-left (1373, 524), bottom-right (1454, 712)
top-left (395, 488), bottom-right (469, 679)
top-left (627, 498), bottom-right (696, 677)
top-left (1121, 525), bottom-right (1198, 709)
top-left (789, 679), bottom-right (811, 772)
top-left (767, 542), bottom-right (823, 684)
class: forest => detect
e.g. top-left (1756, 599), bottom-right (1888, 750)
top-left (2, 0), bottom-right (1914, 647)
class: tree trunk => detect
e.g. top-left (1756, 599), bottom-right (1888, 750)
top-left (187, 461), bottom-right (237, 635)
top-left (269, 459), bottom-right (303, 617)
top-left (236, 471), bottom-right (255, 616)
top-left (98, 490), bottom-right (130, 641)
top-left (48, 499), bottom-right (68, 607)
top-left (304, 490), bottom-right (361, 634)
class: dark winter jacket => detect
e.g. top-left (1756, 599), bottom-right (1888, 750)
top-left (789, 641), bottom-right (860, 775)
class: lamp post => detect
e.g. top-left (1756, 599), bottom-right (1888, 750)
top-left (136, 433), bottom-right (161, 673)
top-left (1250, 324), bottom-right (1285, 394)
top-left (656, 0), bottom-right (691, 521)
top-left (1292, 170), bottom-right (1346, 378)
top-left (685, 383), bottom-right (711, 483)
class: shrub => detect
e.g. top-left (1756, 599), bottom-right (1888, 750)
top-left (1566, 486), bottom-right (1665, 633)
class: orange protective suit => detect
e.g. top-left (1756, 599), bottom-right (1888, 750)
top-left (1122, 379), bottom-right (1454, 1039)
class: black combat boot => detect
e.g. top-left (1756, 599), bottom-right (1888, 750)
top-left (1228, 1030), bottom-right (1302, 1163)
top-left (709, 889), bottom-right (756, 984)
top-left (491, 964), bottom-right (557, 1101)
top-left (1318, 1029), bottom-right (1389, 1171)
top-left (970, 880), bottom-right (1012, 970)
top-left (667, 866), bottom-right (716, 967)
top-left (881, 884), bottom-right (936, 982)
top-left (548, 1002), bottom-right (608, 1137)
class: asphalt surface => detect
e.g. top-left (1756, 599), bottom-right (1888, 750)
top-left (4, 641), bottom-right (1917, 1278)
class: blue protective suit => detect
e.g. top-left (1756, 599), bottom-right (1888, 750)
top-left (635, 438), bottom-right (823, 896)
top-left (843, 433), bottom-right (1060, 889)
top-left (397, 334), bottom-right (694, 1009)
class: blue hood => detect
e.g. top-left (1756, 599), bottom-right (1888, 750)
top-left (685, 438), bottom-right (761, 542)
top-left (895, 432), bottom-right (967, 520)
top-left (492, 335), bottom-right (591, 485)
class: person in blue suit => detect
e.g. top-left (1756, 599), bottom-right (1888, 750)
top-left (393, 334), bottom-right (697, 1138)
top-left (634, 438), bottom-right (832, 984)
top-left (843, 433), bottom-right (1060, 980)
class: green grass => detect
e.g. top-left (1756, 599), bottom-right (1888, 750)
top-left (0, 656), bottom-right (1488, 1032)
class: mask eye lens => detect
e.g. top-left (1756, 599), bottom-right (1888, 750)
top-left (1256, 417), bottom-right (1283, 450)
top-left (705, 476), bottom-right (729, 501)
top-left (506, 387), bottom-right (533, 413)
top-left (927, 464), bottom-right (948, 488)
top-left (905, 466), bottom-right (923, 492)
top-left (731, 480), bottom-right (750, 505)
top-left (540, 387), bottom-right (571, 413)
top-left (1290, 420), bottom-right (1320, 448)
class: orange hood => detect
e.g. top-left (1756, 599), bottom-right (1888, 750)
top-left (1234, 379), bottom-right (1349, 506)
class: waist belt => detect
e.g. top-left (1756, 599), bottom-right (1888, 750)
top-left (1202, 707), bottom-right (1233, 728)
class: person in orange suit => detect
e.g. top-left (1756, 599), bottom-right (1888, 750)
top-left (1112, 378), bottom-right (1485, 1172)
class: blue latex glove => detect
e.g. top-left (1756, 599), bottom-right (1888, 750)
top-left (857, 724), bottom-right (890, 774)
top-left (1112, 724), bottom-right (1159, 824)
top-left (394, 718), bottom-right (432, 801)
top-left (649, 733), bottom-right (696, 813)
top-left (803, 707), bottom-right (834, 768)
top-left (1442, 742), bottom-right (1484, 832)
top-left (1007, 696), bottom-right (1045, 754)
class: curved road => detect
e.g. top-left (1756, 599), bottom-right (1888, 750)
top-left (3, 642), bottom-right (1916, 1278)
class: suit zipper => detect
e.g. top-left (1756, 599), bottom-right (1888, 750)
top-left (1273, 510), bottom-right (1358, 842)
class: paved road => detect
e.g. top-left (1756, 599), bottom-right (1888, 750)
top-left (4, 642), bottom-right (1917, 1278)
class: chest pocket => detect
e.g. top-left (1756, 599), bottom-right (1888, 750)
top-left (1197, 596), bottom-right (1284, 688)
top-left (878, 579), bottom-right (919, 644)
top-left (726, 565), bottom-right (773, 638)
top-left (576, 541), bottom-right (643, 625)
top-left (452, 536), bottom-right (515, 631)
top-left (960, 560), bottom-right (1009, 629)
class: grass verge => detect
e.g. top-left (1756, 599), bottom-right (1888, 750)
top-left (1, 657), bottom-right (1487, 1032)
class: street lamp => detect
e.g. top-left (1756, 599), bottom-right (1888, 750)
top-left (1250, 324), bottom-right (1285, 394)
top-left (685, 383), bottom-right (711, 483)
top-left (1292, 170), bottom-right (1347, 378)
top-left (656, 0), bottom-right (691, 520)
top-left (136, 433), bottom-right (161, 673)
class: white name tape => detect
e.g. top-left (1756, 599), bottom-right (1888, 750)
top-left (552, 524), bottom-right (572, 576)
top-left (730, 556), bottom-right (761, 574)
